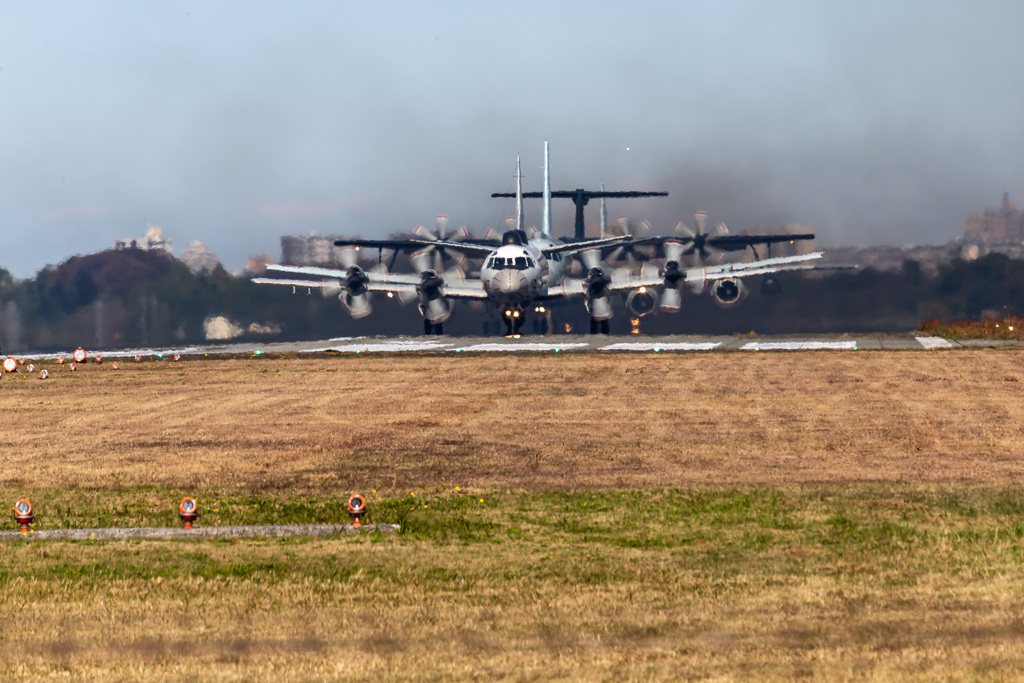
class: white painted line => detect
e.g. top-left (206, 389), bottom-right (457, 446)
top-left (330, 341), bottom-right (453, 353)
top-left (457, 343), bottom-right (590, 352)
top-left (741, 341), bottom-right (858, 351)
top-left (600, 342), bottom-right (721, 351)
top-left (915, 336), bottom-right (954, 349)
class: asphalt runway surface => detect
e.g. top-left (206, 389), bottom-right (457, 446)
top-left (4, 334), bottom-right (1021, 362)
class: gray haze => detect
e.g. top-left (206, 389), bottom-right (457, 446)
top-left (1, 1), bottom-right (1023, 277)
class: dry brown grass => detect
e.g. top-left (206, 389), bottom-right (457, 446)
top-left (2, 350), bottom-right (1024, 680)
top-left (2, 350), bottom-right (1024, 491)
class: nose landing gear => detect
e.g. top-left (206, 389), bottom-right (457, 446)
top-left (502, 307), bottom-right (525, 336)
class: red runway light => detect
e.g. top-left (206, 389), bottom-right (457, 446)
top-left (14, 499), bottom-right (34, 533)
top-left (178, 497), bottom-right (199, 529)
top-left (347, 494), bottom-right (367, 526)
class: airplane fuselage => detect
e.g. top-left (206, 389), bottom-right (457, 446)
top-left (480, 243), bottom-right (546, 315)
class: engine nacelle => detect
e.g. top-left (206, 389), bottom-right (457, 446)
top-left (711, 278), bottom-right (746, 307)
top-left (341, 292), bottom-right (372, 319)
top-left (418, 297), bottom-right (452, 323)
top-left (584, 296), bottom-right (613, 321)
top-left (760, 275), bottom-right (782, 296)
top-left (626, 288), bottom-right (658, 317)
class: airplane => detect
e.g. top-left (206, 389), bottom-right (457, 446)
top-left (253, 143), bottom-right (853, 335)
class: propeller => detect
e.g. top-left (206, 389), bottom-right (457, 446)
top-left (657, 258), bottom-right (686, 313)
top-left (606, 217), bottom-right (656, 265)
top-left (415, 269), bottom-right (453, 323)
top-left (411, 214), bottom-right (470, 272)
top-left (579, 247), bottom-right (604, 270)
top-left (674, 211), bottom-right (728, 264)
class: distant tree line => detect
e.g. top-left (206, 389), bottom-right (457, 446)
top-left (2, 249), bottom-right (1024, 352)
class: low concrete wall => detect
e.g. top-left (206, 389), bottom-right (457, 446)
top-left (0, 523), bottom-right (399, 541)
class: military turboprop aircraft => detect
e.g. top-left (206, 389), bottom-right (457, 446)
top-left (253, 143), bottom-right (852, 335)
top-left (255, 230), bottom-right (841, 335)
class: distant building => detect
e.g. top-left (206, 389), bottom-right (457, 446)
top-left (965, 193), bottom-right (1024, 244)
top-left (179, 241), bottom-right (221, 274)
top-left (246, 254), bottom-right (276, 276)
top-left (280, 233), bottom-right (348, 266)
top-left (115, 226), bottom-right (173, 253)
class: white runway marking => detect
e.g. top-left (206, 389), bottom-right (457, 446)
top-left (915, 336), bottom-right (954, 349)
top-left (741, 341), bottom-right (858, 351)
top-left (456, 343), bottom-right (589, 352)
top-left (600, 342), bottom-right (721, 351)
top-left (330, 341), bottom-right (453, 353)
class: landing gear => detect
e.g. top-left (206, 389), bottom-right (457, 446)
top-left (502, 308), bottom-right (525, 336)
top-left (423, 320), bottom-right (444, 335)
top-left (589, 318), bottom-right (610, 335)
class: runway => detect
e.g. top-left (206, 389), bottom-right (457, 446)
top-left (4, 334), bottom-right (1019, 361)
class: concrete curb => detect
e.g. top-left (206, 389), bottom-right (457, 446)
top-left (0, 523), bottom-right (400, 541)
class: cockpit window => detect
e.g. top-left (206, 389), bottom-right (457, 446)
top-left (490, 257), bottom-right (505, 270)
top-left (526, 257), bottom-right (535, 268)
top-left (514, 257), bottom-right (527, 269)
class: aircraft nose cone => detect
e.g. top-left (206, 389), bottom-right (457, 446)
top-left (493, 270), bottom-right (527, 293)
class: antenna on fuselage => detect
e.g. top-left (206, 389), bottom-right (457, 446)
top-left (516, 155), bottom-right (524, 232)
top-left (543, 141), bottom-right (551, 239)
top-left (599, 181), bottom-right (607, 238)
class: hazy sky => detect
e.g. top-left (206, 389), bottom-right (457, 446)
top-left (2, 1), bottom-right (1023, 277)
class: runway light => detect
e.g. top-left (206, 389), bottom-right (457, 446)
top-left (254, 350), bottom-right (263, 356)
top-left (653, 347), bottom-right (661, 353)
top-left (178, 497), bottom-right (199, 529)
top-left (14, 499), bottom-right (34, 533)
top-left (2, 357), bottom-right (16, 373)
top-left (347, 493), bottom-right (367, 526)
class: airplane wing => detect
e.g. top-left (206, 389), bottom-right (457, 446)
top-left (406, 239), bottom-right (497, 257)
top-left (263, 263), bottom-right (422, 285)
top-left (251, 278), bottom-right (334, 289)
top-left (362, 281), bottom-right (489, 300)
top-left (253, 276), bottom-right (489, 300)
top-left (706, 233), bottom-right (816, 252)
top-left (539, 234), bottom-right (634, 255)
top-left (630, 233), bottom-right (816, 253)
top-left (600, 252), bottom-right (850, 293)
top-left (334, 238), bottom-right (498, 258)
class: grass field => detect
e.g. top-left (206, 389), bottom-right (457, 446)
top-left (2, 350), bottom-right (1024, 680)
